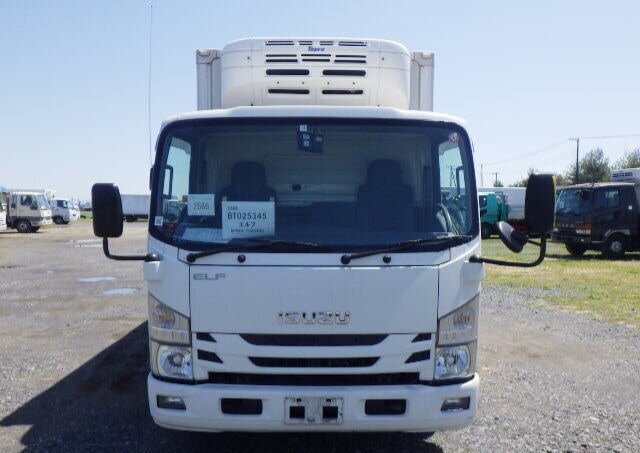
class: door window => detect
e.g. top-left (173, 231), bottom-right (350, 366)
top-left (596, 189), bottom-right (620, 209)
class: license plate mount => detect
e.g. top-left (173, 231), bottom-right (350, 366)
top-left (284, 396), bottom-right (344, 425)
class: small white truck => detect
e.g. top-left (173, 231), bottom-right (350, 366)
top-left (7, 191), bottom-right (53, 233)
top-left (50, 198), bottom-right (80, 224)
top-left (91, 38), bottom-right (555, 435)
top-left (120, 194), bottom-right (151, 222)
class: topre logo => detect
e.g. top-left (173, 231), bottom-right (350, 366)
top-left (278, 311), bottom-right (350, 325)
top-left (307, 46), bottom-right (326, 52)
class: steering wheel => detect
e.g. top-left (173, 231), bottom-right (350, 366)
top-left (436, 203), bottom-right (455, 233)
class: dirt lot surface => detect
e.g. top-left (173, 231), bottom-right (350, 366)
top-left (1, 222), bottom-right (639, 452)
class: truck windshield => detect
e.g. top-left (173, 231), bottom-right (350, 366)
top-left (556, 188), bottom-right (592, 216)
top-left (36, 194), bottom-right (50, 209)
top-left (151, 119), bottom-right (476, 250)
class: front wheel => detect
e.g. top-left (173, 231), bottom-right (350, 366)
top-left (53, 216), bottom-right (63, 224)
top-left (30, 226), bottom-right (40, 233)
top-left (481, 223), bottom-right (492, 239)
top-left (603, 234), bottom-right (626, 259)
top-left (565, 243), bottom-right (587, 256)
top-left (16, 219), bottom-right (31, 233)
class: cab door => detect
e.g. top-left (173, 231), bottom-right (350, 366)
top-left (592, 188), bottom-right (623, 240)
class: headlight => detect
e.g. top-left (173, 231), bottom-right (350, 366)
top-left (435, 295), bottom-right (479, 380)
top-left (148, 293), bottom-right (190, 345)
top-left (435, 343), bottom-right (476, 380)
top-left (150, 341), bottom-right (193, 380)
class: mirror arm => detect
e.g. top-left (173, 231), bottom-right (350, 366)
top-left (469, 235), bottom-right (547, 268)
top-left (102, 237), bottom-right (160, 262)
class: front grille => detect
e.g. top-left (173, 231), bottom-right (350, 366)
top-left (240, 334), bottom-right (387, 347)
top-left (207, 372), bottom-right (420, 386)
top-left (249, 356), bottom-right (379, 368)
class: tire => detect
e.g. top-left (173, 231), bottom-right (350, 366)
top-left (16, 219), bottom-right (31, 233)
top-left (481, 223), bottom-right (492, 239)
top-left (30, 226), bottom-right (40, 233)
top-left (603, 234), bottom-right (626, 259)
top-left (62, 220), bottom-right (69, 225)
top-left (125, 215), bottom-right (137, 222)
top-left (565, 243), bottom-right (587, 257)
top-left (53, 216), bottom-right (63, 225)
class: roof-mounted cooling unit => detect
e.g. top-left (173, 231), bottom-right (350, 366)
top-left (196, 38), bottom-right (434, 111)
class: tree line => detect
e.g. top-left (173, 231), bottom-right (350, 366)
top-left (508, 148), bottom-right (640, 187)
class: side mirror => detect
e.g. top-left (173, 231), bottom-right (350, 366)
top-left (471, 173), bottom-right (555, 267)
top-left (524, 173), bottom-right (556, 234)
top-left (92, 183), bottom-right (123, 238)
top-left (497, 221), bottom-right (527, 253)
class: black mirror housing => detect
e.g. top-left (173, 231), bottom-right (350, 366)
top-left (497, 221), bottom-right (528, 253)
top-left (92, 183), bottom-right (123, 238)
top-left (525, 173), bottom-right (556, 234)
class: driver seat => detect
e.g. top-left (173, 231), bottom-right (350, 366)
top-left (356, 159), bottom-right (415, 231)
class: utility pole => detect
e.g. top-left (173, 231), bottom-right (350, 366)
top-left (492, 172), bottom-right (499, 186)
top-left (570, 137), bottom-right (580, 183)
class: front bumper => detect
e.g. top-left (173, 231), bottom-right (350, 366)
top-left (33, 217), bottom-right (53, 227)
top-left (552, 232), bottom-right (594, 245)
top-left (148, 373), bottom-right (479, 432)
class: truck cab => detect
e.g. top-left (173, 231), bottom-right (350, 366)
top-left (479, 191), bottom-right (508, 238)
top-left (553, 180), bottom-right (640, 258)
top-left (90, 38), bottom-right (555, 434)
top-left (50, 198), bottom-right (80, 224)
top-left (0, 195), bottom-right (6, 231)
top-left (7, 191), bottom-right (53, 233)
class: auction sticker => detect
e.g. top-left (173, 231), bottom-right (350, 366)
top-left (188, 194), bottom-right (215, 216)
top-left (222, 201), bottom-right (275, 239)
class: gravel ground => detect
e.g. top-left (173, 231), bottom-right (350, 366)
top-left (0, 222), bottom-right (638, 452)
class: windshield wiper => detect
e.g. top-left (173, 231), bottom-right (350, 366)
top-left (340, 235), bottom-right (473, 265)
top-left (185, 239), bottom-right (329, 263)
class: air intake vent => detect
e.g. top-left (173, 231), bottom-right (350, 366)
top-left (249, 356), bottom-right (379, 368)
top-left (298, 40), bottom-right (313, 45)
top-left (198, 350), bottom-right (223, 363)
top-left (319, 40), bottom-right (334, 46)
top-left (266, 69), bottom-right (309, 76)
top-left (240, 334), bottom-right (387, 346)
top-left (338, 40), bottom-right (367, 47)
top-left (322, 89), bottom-right (363, 95)
top-left (268, 88), bottom-right (310, 95)
top-left (266, 40), bottom-right (294, 46)
top-left (323, 69), bottom-right (366, 76)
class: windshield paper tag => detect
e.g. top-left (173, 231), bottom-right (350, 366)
top-left (154, 216), bottom-right (164, 226)
top-left (188, 194), bottom-right (215, 216)
top-left (222, 201), bottom-right (275, 239)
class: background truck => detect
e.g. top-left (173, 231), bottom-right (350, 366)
top-left (49, 198), bottom-right (80, 224)
top-left (479, 191), bottom-right (509, 238)
top-left (553, 167), bottom-right (640, 258)
top-left (7, 191), bottom-right (53, 233)
top-left (120, 194), bottom-right (150, 222)
top-left (90, 37), bottom-right (553, 435)
top-left (0, 193), bottom-right (6, 231)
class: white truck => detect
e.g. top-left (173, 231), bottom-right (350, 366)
top-left (7, 191), bottom-right (53, 233)
top-left (91, 38), bottom-right (555, 434)
top-left (50, 198), bottom-right (80, 224)
top-left (120, 194), bottom-right (151, 222)
top-left (0, 195), bottom-right (6, 231)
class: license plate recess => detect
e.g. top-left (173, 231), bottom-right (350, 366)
top-left (284, 396), bottom-right (344, 425)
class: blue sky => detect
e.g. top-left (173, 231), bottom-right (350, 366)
top-left (1, 0), bottom-right (639, 198)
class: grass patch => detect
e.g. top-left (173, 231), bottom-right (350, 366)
top-left (482, 237), bottom-right (640, 328)
top-left (78, 211), bottom-right (93, 221)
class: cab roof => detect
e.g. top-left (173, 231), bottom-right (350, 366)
top-left (160, 106), bottom-right (468, 132)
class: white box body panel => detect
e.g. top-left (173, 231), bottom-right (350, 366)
top-left (121, 194), bottom-right (150, 216)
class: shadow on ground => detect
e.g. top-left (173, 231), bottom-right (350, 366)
top-left (1, 323), bottom-right (442, 452)
top-left (546, 252), bottom-right (640, 261)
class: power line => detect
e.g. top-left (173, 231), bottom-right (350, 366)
top-left (578, 132), bottom-right (640, 140)
top-left (483, 139), bottom-right (568, 166)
